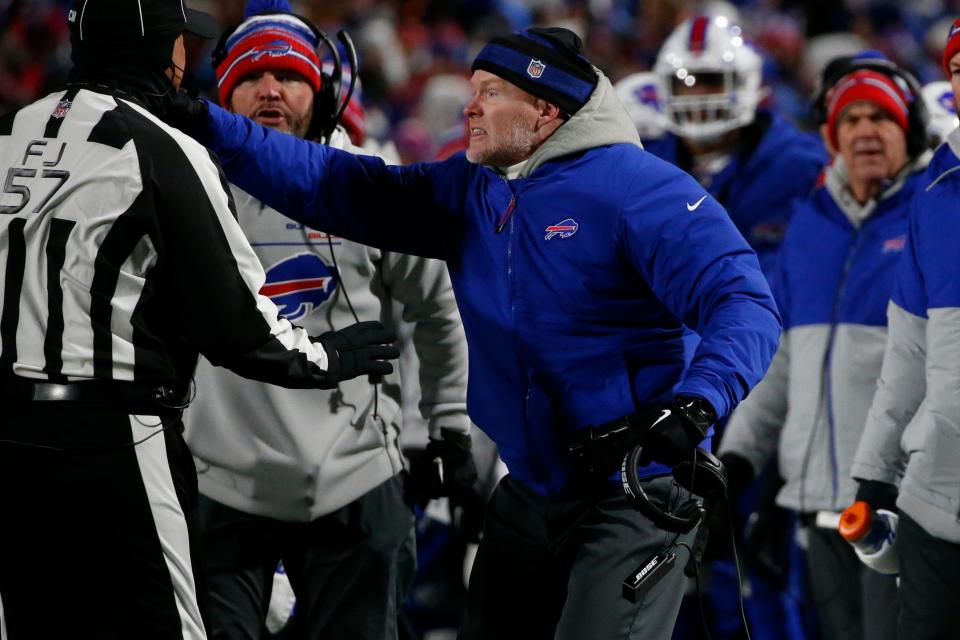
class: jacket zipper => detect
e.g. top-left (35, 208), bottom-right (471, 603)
top-left (822, 225), bottom-right (863, 507)
top-left (496, 195), bottom-right (516, 233)
top-left (501, 182), bottom-right (548, 486)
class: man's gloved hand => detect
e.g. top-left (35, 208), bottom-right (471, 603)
top-left (317, 321), bottom-right (399, 385)
top-left (570, 396), bottom-right (716, 475)
top-left (161, 90), bottom-right (210, 141)
top-left (741, 466), bottom-right (789, 583)
top-left (719, 451), bottom-right (756, 502)
top-left (642, 396), bottom-right (717, 467)
top-left (854, 479), bottom-right (899, 513)
top-left (409, 428), bottom-right (479, 506)
top-left (702, 452), bottom-right (755, 561)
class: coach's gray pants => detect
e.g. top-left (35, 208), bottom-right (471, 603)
top-left (460, 474), bottom-right (695, 640)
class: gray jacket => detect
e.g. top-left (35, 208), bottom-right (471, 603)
top-left (184, 128), bottom-right (469, 522)
top-left (720, 156), bottom-right (928, 512)
top-left (851, 129), bottom-right (960, 543)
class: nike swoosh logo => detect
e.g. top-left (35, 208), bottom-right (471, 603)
top-left (651, 409), bottom-right (673, 428)
top-left (686, 195), bottom-right (708, 211)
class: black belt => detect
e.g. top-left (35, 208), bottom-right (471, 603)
top-left (0, 375), bottom-right (188, 407)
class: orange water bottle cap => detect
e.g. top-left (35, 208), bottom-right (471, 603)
top-left (839, 501), bottom-right (873, 541)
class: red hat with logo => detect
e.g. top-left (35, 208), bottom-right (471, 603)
top-left (214, 0), bottom-right (322, 106)
top-left (826, 69), bottom-right (911, 148)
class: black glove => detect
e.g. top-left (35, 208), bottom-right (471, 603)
top-left (409, 428), bottom-right (479, 505)
top-left (160, 90), bottom-right (210, 141)
top-left (741, 466), bottom-right (788, 584)
top-left (854, 479), bottom-right (899, 513)
top-left (317, 321), bottom-right (399, 385)
top-left (570, 396), bottom-right (716, 475)
top-left (701, 452), bottom-right (754, 562)
top-left (720, 451), bottom-right (755, 502)
top-left (642, 396), bottom-right (716, 467)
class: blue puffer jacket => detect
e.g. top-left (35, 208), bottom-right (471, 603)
top-left (644, 110), bottom-right (828, 280)
top-left (721, 155), bottom-right (928, 511)
top-left (852, 130), bottom-right (960, 543)
top-left (201, 72), bottom-right (781, 495)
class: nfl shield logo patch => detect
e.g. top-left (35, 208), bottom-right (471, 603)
top-left (52, 99), bottom-right (72, 119)
top-left (527, 59), bottom-right (546, 78)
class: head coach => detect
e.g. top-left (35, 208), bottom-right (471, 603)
top-left (168, 26), bottom-right (781, 639)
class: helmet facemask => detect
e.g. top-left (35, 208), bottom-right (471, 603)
top-left (655, 16), bottom-right (763, 143)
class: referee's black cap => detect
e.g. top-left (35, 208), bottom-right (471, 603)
top-left (69, 0), bottom-right (217, 66)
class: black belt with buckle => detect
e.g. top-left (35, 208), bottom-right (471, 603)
top-left (0, 374), bottom-right (188, 408)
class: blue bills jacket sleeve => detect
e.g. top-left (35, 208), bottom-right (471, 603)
top-left (618, 168), bottom-right (782, 419)
top-left (204, 102), bottom-right (460, 260)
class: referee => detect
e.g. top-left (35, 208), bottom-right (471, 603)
top-left (0, 1), bottom-right (397, 638)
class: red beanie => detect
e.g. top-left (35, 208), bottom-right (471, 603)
top-left (943, 19), bottom-right (960, 78)
top-left (826, 70), bottom-right (910, 149)
top-left (215, 13), bottom-right (323, 106)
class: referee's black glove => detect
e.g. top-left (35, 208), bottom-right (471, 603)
top-left (318, 321), bottom-right (399, 385)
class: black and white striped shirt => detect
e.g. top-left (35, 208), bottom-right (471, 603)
top-left (0, 86), bottom-right (333, 388)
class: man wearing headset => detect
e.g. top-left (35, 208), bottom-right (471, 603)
top-left (182, 1), bottom-right (472, 637)
top-left (719, 53), bottom-right (933, 640)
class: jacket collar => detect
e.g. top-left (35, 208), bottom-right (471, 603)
top-left (512, 69), bottom-right (642, 179)
top-left (823, 151), bottom-right (930, 227)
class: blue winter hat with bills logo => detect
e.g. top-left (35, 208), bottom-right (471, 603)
top-left (471, 27), bottom-right (598, 117)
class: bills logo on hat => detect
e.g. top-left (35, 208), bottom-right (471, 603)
top-left (52, 98), bottom-right (72, 119)
top-left (250, 41), bottom-right (294, 61)
top-left (260, 253), bottom-right (338, 320)
top-left (527, 59), bottom-right (546, 78)
top-left (544, 218), bottom-right (579, 240)
top-left (951, 23), bottom-right (960, 39)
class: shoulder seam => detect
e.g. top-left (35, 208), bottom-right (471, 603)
top-left (926, 164), bottom-right (960, 192)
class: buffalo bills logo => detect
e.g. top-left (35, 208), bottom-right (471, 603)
top-left (527, 59), bottom-right (546, 79)
top-left (260, 253), bottom-right (338, 320)
top-left (250, 41), bottom-right (293, 61)
top-left (938, 90), bottom-right (957, 115)
top-left (633, 83), bottom-right (660, 109)
top-left (544, 218), bottom-right (579, 240)
top-left (52, 99), bottom-right (72, 119)
top-left (951, 23), bottom-right (960, 39)
top-left (882, 235), bottom-right (906, 254)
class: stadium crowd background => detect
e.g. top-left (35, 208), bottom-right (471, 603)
top-left (3, 0), bottom-right (959, 159)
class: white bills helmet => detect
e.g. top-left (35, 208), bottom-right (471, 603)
top-left (614, 72), bottom-right (667, 140)
top-left (921, 81), bottom-right (958, 146)
top-left (654, 15), bottom-right (763, 141)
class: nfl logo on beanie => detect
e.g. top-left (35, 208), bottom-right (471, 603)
top-left (472, 27), bottom-right (597, 117)
top-left (527, 59), bottom-right (546, 78)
